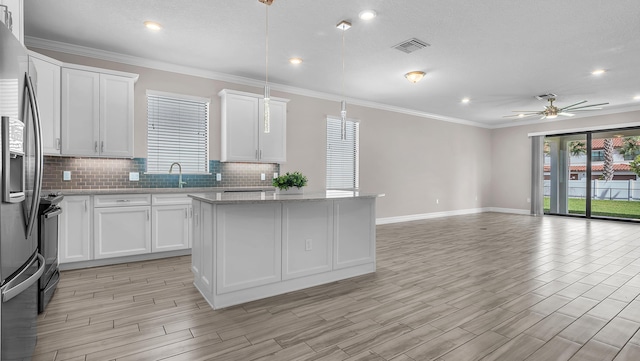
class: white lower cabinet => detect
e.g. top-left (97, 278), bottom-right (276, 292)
top-left (151, 194), bottom-right (192, 252)
top-left (333, 198), bottom-right (376, 270)
top-left (93, 194), bottom-right (152, 259)
top-left (216, 203), bottom-right (282, 294)
top-left (58, 196), bottom-right (91, 263)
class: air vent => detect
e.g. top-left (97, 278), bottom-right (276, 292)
top-left (393, 38), bottom-right (430, 54)
top-left (535, 93), bottom-right (557, 100)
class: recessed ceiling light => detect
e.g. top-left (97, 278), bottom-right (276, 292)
top-left (359, 10), bottom-right (377, 20)
top-left (461, 98), bottom-right (470, 103)
top-left (289, 57), bottom-right (303, 65)
top-left (518, 114), bottom-right (525, 118)
top-left (591, 69), bottom-right (606, 75)
top-left (144, 21), bottom-right (162, 31)
top-left (634, 95), bottom-right (640, 100)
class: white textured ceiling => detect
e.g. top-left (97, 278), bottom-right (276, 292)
top-left (23, 0), bottom-right (640, 127)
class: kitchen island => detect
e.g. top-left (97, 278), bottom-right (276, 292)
top-left (188, 190), bottom-right (382, 309)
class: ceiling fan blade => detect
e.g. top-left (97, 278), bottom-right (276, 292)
top-left (540, 115), bottom-right (547, 120)
top-left (559, 112), bottom-right (575, 117)
top-left (564, 102), bottom-right (609, 111)
top-left (570, 108), bottom-right (604, 111)
top-left (511, 111), bottom-right (541, 113)
top-left (560, 100), bottom-right (588, 111)
top-left (503, 113), bottom-right (538, 118)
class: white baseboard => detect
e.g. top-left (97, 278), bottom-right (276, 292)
top-left (485, 207), bottom-right (530, 215)
top-left (376, 207), bottom-right (530, 225)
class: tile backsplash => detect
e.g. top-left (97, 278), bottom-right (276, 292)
top-left (42, 157), bottom-right (279, 190)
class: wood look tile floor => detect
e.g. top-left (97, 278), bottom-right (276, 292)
top-left (34, 213), bottom-right (640, 360)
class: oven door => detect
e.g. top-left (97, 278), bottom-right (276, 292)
top-left (40, 205), bottom-right (61, 280)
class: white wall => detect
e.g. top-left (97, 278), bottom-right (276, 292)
top-left (32, 48), bottom-right (494, 219)
top-left (491, 110), bottom-right (640, 211)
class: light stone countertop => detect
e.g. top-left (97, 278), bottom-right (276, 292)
top-left (189, 190), bottom-right (384, 205)
top-left (45, 187), bottom-right (275, 196)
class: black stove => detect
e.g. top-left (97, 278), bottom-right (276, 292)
top-left (38, 192), bottom-right (64, 313)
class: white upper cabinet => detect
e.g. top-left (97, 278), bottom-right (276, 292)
top-left (1, 0), bottom-right (23, 44)
top-left (219, 89), bottom-right (288, 163)
top-left (61, 66), bottom-right (136, 158)
top-left (30, 53), bottom-right (61, 155)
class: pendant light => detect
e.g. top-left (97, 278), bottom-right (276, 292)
top-left (259, 0), bottom-right (273, 133)
top-left (337, 20), bottom-right (351, 140)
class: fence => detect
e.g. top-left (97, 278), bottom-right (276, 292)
top-left (543, 180), bottom-right (640, 200)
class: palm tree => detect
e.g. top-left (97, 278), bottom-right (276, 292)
top-left (618, 136), bottom-right (640, 159)
top-left (602, 138), bottom-right (615, 181)
top-left (568, 141), bottom-right (586, 156)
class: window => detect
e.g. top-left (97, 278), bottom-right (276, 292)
top-left (592, 150), bottom-right (604, 162)
top-left (147, 91), bottom-right (209, 173)
top-left (326, 117), bottom-right (359, 190)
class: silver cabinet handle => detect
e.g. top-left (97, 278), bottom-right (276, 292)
top-left (56, 138), bottom-right (61, 150)
top-left (184, 209), bottom-right (188, 219)
top-left (189, 207), bottom-right (192, 218)
top-left (116, 199), bottom-right (130, 202)
top-left (146, 210), bottom-right (150, 221)
top-left (194, 212), bottom-right (198, 226)
top-left (84, 200), bottom-right (88, 212)
top-left (255, 149), bottom-right (258, 159)
top-left (101, 141), bottom-right (104, 153)
top-left (259, 149), bottom-right (262, 159)
top-left (94, 141), bottom-right (98, 153)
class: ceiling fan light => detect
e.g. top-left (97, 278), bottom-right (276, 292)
top-left (461, 97), bottom-right (470, 104)
top-left (404, 71), bottom-right (425, 83)
top-left (546, 114), bottom-right (558, 119)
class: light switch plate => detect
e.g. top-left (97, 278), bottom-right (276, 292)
top-left (129, 172), bottom-right (139, 181)
top-left (63, 171), bottom-right (71, 181)
top-left (273, 172), bottom-right (278, 179)
top-left (216, 173), bottom-right (222, 181)
top-left (261, 173), bottom-right (266, 181)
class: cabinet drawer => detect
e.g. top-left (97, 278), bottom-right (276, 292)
top-left (94, 194), bottom-right (151, 207)
top-left (152, 193), bottom-right (191, 206)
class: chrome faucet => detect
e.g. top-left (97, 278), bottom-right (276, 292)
top-left (169, 162), bottom-right (187, 188)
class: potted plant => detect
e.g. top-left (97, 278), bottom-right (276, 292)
top-left (272, 171), bottom-right (308, 194)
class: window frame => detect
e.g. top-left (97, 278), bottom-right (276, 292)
top-left (326, 116), bottom-right (360, 190)
top-left (146, 90), bottom-right (211, 175)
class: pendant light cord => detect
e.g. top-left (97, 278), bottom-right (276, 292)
top-left (265, 5), bottom-right (269, 87)
top-left (341, 27), bottom-right (345, 101)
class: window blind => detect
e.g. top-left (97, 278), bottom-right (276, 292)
top-left (326, 117), bottom-right (359, 190)
top-left (147, 92), bottom-right (209, 174)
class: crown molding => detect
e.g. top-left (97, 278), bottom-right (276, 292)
top-left (25, 36), bottom-right (490, 129)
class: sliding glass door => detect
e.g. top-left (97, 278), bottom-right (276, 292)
top-left (544, 127), bottom-right (640, 221)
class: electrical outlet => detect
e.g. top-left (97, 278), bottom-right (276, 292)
top-left (216, 173), bottom-right (222, 181)
top-left (261, 173), bottom-right (266, 181)
top-left (273, 172), bottom-right (278, 179)
top-left (63, 171), bottom-right (71, 181)
top-left (129, 172), bottom-right (139, 181)
top-left (527, 198), bottom-right (531, 203)
top-left (436, 199), bottom-right (439, 204)
top-left (305, 239), bottom-right (312, 251)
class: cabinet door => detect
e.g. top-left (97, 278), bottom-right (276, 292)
top-left (221, 93), bottom-right (259, 162)
top-left (100, 74), bottom-right (134, 157)
top-left (94, 206), bottom-right (151, 259)
top-left (216, 203), bottom-right (281, 294)
top-left (151, 204), bottom-right (190, 252)
top-left (31, 56), bottom-right (61, 155)
top-left (333, 198), bottom-right (376, 270)
top-left (61, 68), bottom-right (100, 156)
top-left (58, 196), bottom-right (91, 263)
top-left (259, 99), bottom-right (286, 163)
top-left (191, 201), bottom-right (202, 277)
top-left (282, 201), bottom-right (332, 280)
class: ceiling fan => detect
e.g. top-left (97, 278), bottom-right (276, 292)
top-left (504, 97), bottom-right (609, 120)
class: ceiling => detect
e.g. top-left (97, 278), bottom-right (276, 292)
top-left (23, 0), bottom-right (640, 127)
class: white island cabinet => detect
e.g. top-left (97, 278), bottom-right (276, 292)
top-left (189, 191), bottom-right (381, 309)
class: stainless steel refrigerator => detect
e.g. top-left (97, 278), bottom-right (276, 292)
top-left (0, 21), bottom-right (45, 361)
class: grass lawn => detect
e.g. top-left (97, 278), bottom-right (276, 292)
top-left (544, 197), bottom-right (640, 219)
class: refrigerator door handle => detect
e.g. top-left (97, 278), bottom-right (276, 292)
top-left (1, 253), bottom-right (45, 302)
top-left (25, 74), bottom-right (44, 238)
